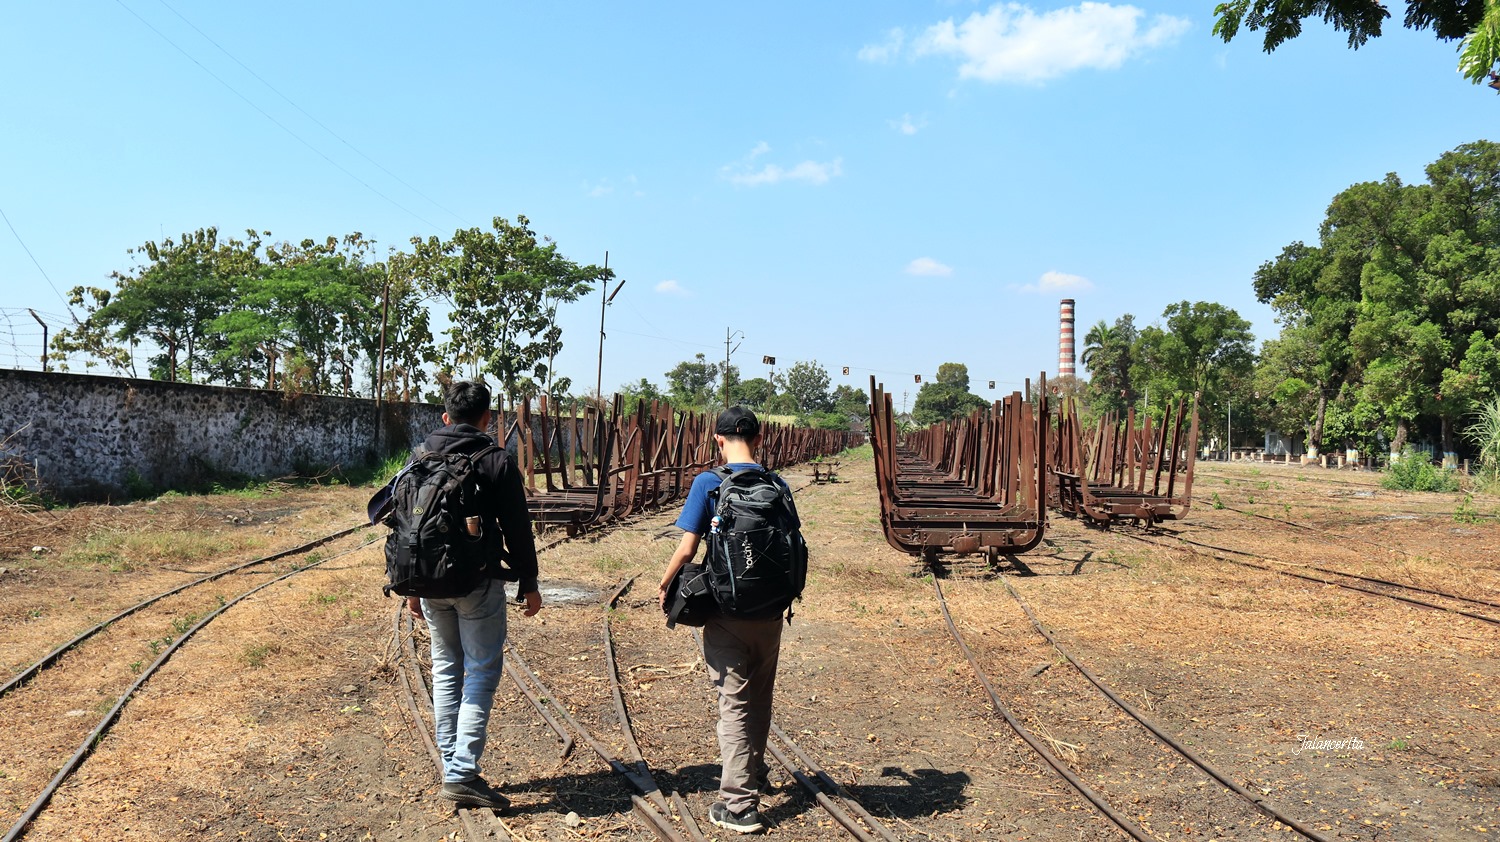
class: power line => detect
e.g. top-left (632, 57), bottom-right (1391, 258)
top-left (0, 206), bottom-right (71, 312)
top-left (154, 0), bottom-right (464, 226)
top-left (113, 0), bottom-right (439, 231)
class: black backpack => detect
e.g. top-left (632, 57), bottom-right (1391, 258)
top-left (375, 444), bottom-right (514, 598)
top-left (704, 466), bottom-right (807, 621)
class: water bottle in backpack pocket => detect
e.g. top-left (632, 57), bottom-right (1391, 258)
top-left (372, 445), bottom-right (515, 599)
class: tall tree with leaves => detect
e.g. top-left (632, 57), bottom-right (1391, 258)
top-left (783, 360), bottom-right (833, 413)
top-left (1212, 0), bottom-right (1498, 84)
top-left (1133, 301), bottom-right (1255, 431)
top-left (912, 362), bottom-right (988, 425)
top-left (666, 353), bottom-right (720, 409)
top-left (84, 228), bottom-right (250, 382)
top-left (1082, 315), bottom-right (1139, 417)
top-left (414, 215), bottom-right (603, 410)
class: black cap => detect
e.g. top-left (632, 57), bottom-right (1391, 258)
top-left (715, 406), bottom-right (760, 437)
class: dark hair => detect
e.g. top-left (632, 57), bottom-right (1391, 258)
top-left (445, 380), bottom-right (492, 426)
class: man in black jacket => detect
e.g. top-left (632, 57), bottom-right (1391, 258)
top-left (408, 380), bottom-right (541, 810)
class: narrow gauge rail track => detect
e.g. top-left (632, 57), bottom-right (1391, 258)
top-left (1127, 525), bottom-right (1500, 627)
top-left (930, 574), bottom-right (1334, 841)
top-left (1146, 479), bottom-right (1500, 622)
top-left (390, 472), bottom-right (857, 840)
top-left (1, 527), bottom-right (381, 842)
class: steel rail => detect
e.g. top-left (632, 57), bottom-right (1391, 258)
top-left (997, 576), bottom-right (1333, 841)
top-left (768, 722), bottom-right (901, 842)
top-left (765, 741), bottom-right (878, 842)
top-left (0, 522), bottom-right (369, 698)
top-left (502, 656), bottom-right (575, 760)
top-left (1182, 503), bottom-right (1500, 612)
top-left (1130, 531), bottom-right (1500, 626)
top-left (395, 607), bottom-right (509, 842)
top-left (2, 535), bottom-right (381, 842)
top-left (930, 576), bottom-right (1152, 841)
top-left (504, 645), bottom-right (688, 842)
top-left (599, 577), bottom-right (706, 842)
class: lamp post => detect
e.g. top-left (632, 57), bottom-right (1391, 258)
top-left (723, 328), bottom-right (744, 408)
top-left (594, 252), bottom-right (625, 406)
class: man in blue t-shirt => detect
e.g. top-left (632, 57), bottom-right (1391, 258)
top-left (658, 406), bottom-right (787, 834)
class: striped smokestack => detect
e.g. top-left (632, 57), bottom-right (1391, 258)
top-left (1058, 299), bottom-right (1076, 377)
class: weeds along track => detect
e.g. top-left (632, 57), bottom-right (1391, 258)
top-left (930, 573), bottom-right (1334, 841)
top-left (0, 524), bottom-right (379, 842)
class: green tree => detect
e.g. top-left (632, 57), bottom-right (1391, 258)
top-left (666, 353), bottom-right (719, 409)
top-left (731, 377), bottom-right (774, 409)
top-left (831, 384), bottom-right (869, 417)
top-left (1133, 301), bottom-right (1254, 432)
top-left (912, 362), bottom-right (988, 425)
top-left (620, 377), bottom-right (665, 414)
top-left (87, 228), bottom-right (246, 382)
top-left (1212, 0), bottom-right (1497, 84)
top-left (1082, 315), bottom-right (1139, 417)
top-left (414, 215), bottom-right (603, 410)
top-left (50, 286), bottom-right (137, 375)
top-left (783, 360), bottom-right (833, 413)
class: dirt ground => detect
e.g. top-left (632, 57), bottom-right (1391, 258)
top-left (2, 454), bottom-right (1497, 841)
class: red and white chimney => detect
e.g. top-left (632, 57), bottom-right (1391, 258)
top-left (1058, 298), bottom-right (1076, 377)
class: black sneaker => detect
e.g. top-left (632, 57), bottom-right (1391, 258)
top-left (709, 801), bottom-right (764, 834)
top-left (439, 777), bottom-right (509, 810)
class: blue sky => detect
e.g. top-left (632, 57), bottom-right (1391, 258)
top-left (2, 1), bottom-right (1495, 401)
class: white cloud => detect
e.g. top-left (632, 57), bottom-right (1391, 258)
top-left (722, 144), bottom-right (843, 187)
top-left (906, 257), bottom-right (953, 277)
top-left (902, 2), bottom-right (1190, 84)
top-left (655, 280), bottom-right (688, 295)
top-left (1019, 270), bottom-right (1094, 293)
top-left (858, 28), bottom-right (905, 63)
top-left (890, 113), bottom-right (926, 135)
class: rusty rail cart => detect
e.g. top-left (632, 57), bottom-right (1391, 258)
top-left (868, 375), bottom-right (1048, 564)
top-left (499, 397), bottom-right (859, 537)
top-left (1049, 394), bottom-right (1200, 526)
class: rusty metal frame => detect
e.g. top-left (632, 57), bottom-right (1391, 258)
top-left (868, 375), bottom-right (1048, 561)
top-left (1050, 393), bottom-right (1199, 526)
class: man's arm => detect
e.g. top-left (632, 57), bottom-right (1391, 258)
top-left (490, 449), bottom-right (542, 616)
top-left (658, 530), bottom-right (701, 610)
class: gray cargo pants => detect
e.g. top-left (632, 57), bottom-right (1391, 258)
top-left (702, 613), bottom-right (783, 812)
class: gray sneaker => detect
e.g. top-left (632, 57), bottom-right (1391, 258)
top-left (439, 777), bottom-right (509, 810)
top-left (709, 801), bottom-right (764, 834)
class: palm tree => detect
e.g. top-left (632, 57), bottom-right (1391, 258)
top-left (1080, 320), bottom-right (1113, 373)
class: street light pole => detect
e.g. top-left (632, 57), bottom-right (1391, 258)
top-left (1227, 400), bottom-right (1233, 463)
top-left (723, 327), bottom-right (744, 408)
top-left (594, 253), bottom-right (625, 406)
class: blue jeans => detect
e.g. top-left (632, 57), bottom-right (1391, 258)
top-left (423, 579), bottom-right (508, 783)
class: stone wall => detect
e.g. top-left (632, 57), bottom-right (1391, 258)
top-left (0, 369), bottom-right (444, 499)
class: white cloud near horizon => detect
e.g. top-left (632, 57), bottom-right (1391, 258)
top-left (1020, 270), bottom-right (1094, 293)
top-left (906, 257), bottom-right (953, 277)
top-left (655, 280), bottom-right (689, 295)
top-left (722, 143), bottom-right (843, 187)
top-left (862, 2), bottom-right (1190, 84)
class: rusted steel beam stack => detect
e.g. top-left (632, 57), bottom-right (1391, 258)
top-left (868, 375), bottom-right (1048, 562)
top-left (1049, 395), bottom-right (1200, 526)
top-left (499, 397), bottom-right (858, 535)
